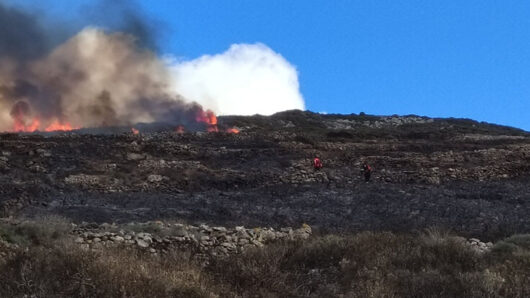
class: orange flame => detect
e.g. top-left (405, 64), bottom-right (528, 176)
top-left (226, 128), bottom-right (240, 134)
top-left (44, 120), bottom-right (77, 132)
top-left (131, 128), bottom-right (140, 135)
top-left (12, 118), bottom-right (77, 133)
top-left (13, 117), bottom-right (40, 132)
top-left (10, 101), bottom-right (39, 132)
top-left (196, 109), bottom-right (219, 132)
top-left (195, 110), bottom-right (217, 125)
top-left (10, 102), bottom-right (78, 133)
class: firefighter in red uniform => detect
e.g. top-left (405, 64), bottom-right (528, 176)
top-left (362, 162), bottom-right (372, 182)
top-left (313, 157), bottom-right (323, 170)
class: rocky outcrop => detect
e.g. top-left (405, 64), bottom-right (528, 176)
top-left (466, 238), bottom-right (494, 254)
top-left (325, 115), bottom-right (434, 130)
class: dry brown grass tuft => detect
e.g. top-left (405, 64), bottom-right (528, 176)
top-left (0, 242), bottom-right (211, 297)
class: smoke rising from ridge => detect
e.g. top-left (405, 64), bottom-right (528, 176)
top-left (82, 0), bottom-right (163, 51)
top-left (0, 27), bottom-right (201, 131)
top-left (0, 2), bottom-right (305, 132)
top-left (0, 4), bottom-right (49, 61)
top-left (171, 43), bottom-right (305, 116)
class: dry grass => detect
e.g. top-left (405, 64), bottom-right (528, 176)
top-left (208, 231), bottom-right (530, 297)
top-left (1, 219), bottom-right (529, 297)
top-left (0, 242), bottom-right (209, 297)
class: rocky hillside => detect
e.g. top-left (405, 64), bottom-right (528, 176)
top-left (1, 110), bottom-right (529, 240)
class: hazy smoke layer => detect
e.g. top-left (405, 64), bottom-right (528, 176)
top-left (0, 28), bottom-right (204, 131)
top-left (172, 44), bottom-right (305, 116)
top-left (0, 2), bottom-right (305, 131)
top-left (0, 4), bottom-right (49, 62)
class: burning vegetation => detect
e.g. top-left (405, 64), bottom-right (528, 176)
top-left (0, 3), bottom-right (239, 135)
top-left (0, 27), bottom-right (233, 134)
top-left (9, 101), bottom-right (78, 132)
top-left (128, 109), bottom-right (239, 135)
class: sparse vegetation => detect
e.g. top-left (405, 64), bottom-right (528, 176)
top-left (1, 112), bottom-right (529, 297)
top-left (1, 219), bottom-right (529, 297)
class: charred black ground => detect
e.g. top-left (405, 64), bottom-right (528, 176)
top-left (1, 110), bottom-right (529, 240)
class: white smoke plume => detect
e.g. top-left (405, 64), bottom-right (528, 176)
top-left (171, 43), bottom-right (305, 116)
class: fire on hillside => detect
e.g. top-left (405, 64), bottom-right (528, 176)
top-left (1, 27), bottom-right (239, 135)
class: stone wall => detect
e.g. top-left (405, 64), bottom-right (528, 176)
top-left (73, 222), bottom-right (312, 256)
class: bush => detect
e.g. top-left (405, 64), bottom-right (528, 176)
top-left (490, 234), bottom-right (530, 261)
top-left (501, 234), bottom-right (530, 250)
top-left (0, 216), bottom-right (72, 246)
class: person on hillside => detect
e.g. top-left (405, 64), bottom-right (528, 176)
top-left (313, 157), bottom-right (323, 171)
top-left (362, 162), bottom-right (372, 182)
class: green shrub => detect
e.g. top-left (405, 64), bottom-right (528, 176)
top-left (502, 234), bottom-right (530, 249)
top-left (0, 216), bottom-right (72, 246)
top-left (491, 234), bottom-right (530, 257)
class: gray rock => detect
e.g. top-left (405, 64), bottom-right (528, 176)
top-left (258, 229), bottom-right (277, 242)
top-left (136, 233), bottom-right (152, 242)
top-left (213, 226), bottom-right (227, 232)
top-left (236, 230), bottom-right (250, 239)
top-left (136, 239), bottom-right (149, 248)
top-left (174, 228), bottom-right (188, 237)
top-left (147, 174), bottom-right (164, 183)
top-left (64, 174), bottom-right (100, 185)
top-left (221, 242), bottom-right (237, 250)
top-left (199, 224), bottom-right (212, 232)
top-left (251, 240), bottom-right (264, 247)
top-left (100, 223), bottom-right (112, 229)
top-left (127, 153), bottom-right (145, 161)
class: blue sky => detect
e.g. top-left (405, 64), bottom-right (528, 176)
top-left (6, 0), bottom-right (530, 130)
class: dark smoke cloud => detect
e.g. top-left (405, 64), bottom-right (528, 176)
top-left (81, 0), bottom-right (165, 51)
top-left (0, 24), bottom-right (204, 131)
top-left (0, 1), bottom-right (184, 132)
top-left (0, 3), bottom-right (49, 61)
top-left (1, 0), bottom-right (163, 62)
top-left (87, 91), bottom-right (118, 127)
top-left (0, 80), bottom-right (38, 99)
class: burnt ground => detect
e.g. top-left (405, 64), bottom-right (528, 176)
top-left (1, 110), bottom-right (530, 240)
